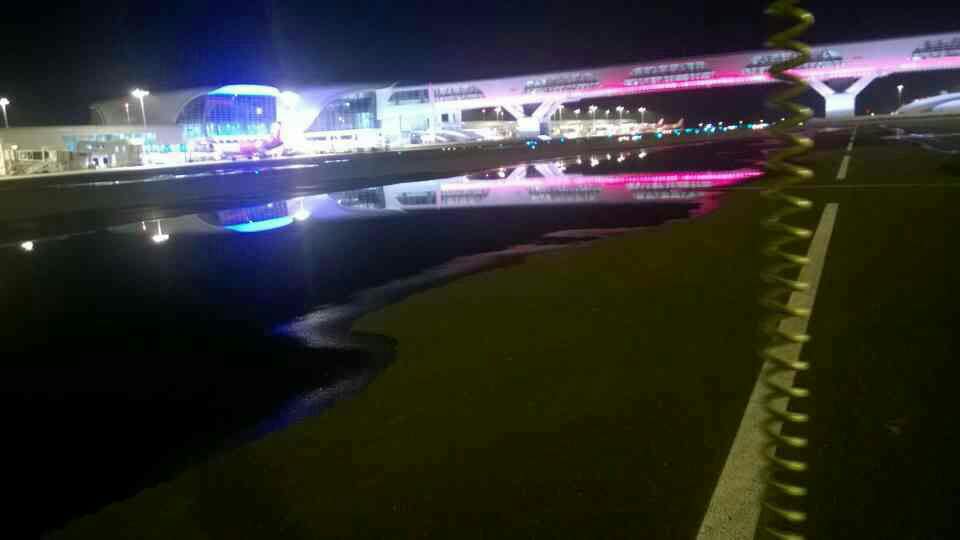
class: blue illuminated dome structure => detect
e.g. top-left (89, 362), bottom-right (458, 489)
top-left (88, 84), bottom-right (302, 154)
top-left (176, 85), bottom-right (280, 141)
top-left (200, 201), bottom-right (294, 233)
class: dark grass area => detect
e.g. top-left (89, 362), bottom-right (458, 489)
top-left (49, 126), bottom-right (960, 539)
top-left (1, 202), bottom-right (705, 537)
top-left (52, 188), bottom-right (774, 539)
top-left (791, 130), bottom-right (960, 539)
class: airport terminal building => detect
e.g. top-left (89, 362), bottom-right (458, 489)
top-left (78, 29), bottom-right (960, 158)
top-left (85, 82), bottom-right (494, 154)
top-left (2, 30), bottom-right (958, 175)
top-left (0, 81), bottom-right (504, 175)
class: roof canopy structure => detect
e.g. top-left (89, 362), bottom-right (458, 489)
top-left (90, 30), bottom-right (960, 128)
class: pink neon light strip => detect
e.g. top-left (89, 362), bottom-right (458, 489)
top-left (439, 168), bottom-right (764, 191)
top-left (605, 74), bottom-right (771, 95)
top-left (595, 56), bottom-right (960, 95)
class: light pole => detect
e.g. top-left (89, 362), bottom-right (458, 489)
top-left (604, 109), bottom-right (611, 122)
top-left (897, 84), bottom-right (904, 110)
top-left (131, 88), bottom-right (149, 130)
top-left (124, 102), bottom-right (131, 124)
top-left (638, 106), bottom-right (647, 124)
top-left (482, 108), bottom-right (487, 121)
top-left (589, 105), bottom-right (598, 133)
top-left (0, 97), bottom-right (9, 128)
top-left (132, 89), bottom-right (150, 164)
top-left (558, 104), bottom-right (564, 121)
top-left (151, 220), bottom-right (169, 244)
top-left (616, 105), bottom-right (624, 123)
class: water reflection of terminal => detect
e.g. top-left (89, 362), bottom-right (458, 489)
top-left (335, 156), bottom-right (759, 213)
top-left (7, 154), bottom-right (760, 249)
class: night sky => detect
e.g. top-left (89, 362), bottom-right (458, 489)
top-left (1, 1), bottom-right (958, 125)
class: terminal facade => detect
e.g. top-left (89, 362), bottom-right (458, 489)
top-left (1, 31), bottom-right (958, 174)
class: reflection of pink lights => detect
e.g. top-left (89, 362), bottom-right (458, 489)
top-left (440, 168), bottom-right (763, 191)
top-left (617, 169), bottom-right (764, 185)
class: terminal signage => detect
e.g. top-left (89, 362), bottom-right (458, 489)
top-left (911, 37), bottom-right (960, 59)
top-left (743, 49), bottom-right (843, 74)
top-left (433, 85), bottom-right (485, 102)
top-left (624, 61), bottom-right (714, 86)
top-left (524, 72), bottom-right (599, 94)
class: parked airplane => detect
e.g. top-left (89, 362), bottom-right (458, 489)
top-left (211, 123), bottom-right (284, 160)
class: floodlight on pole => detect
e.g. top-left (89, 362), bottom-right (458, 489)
top-left (0, 97), bottom-right (10, 128)
top-left (131, 88), bottom-right (149, 130)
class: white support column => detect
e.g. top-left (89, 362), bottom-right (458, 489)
top-left (846, 74), bottom-right (878, 95)
top-left (806, 78), bottom-right (835, 98)
top-left (500, 101), bottom-right (562, 138)
top-left (808, 74), bottom-right (879, 119)
top-left (533, 162), bottom-right (565, 178)
top-left (535, 100), bottom-right (564, 136)
top-left (506, 165), bottom-right (528, 181)
top-left (531, 100), bottom-right (560, 121)
top-left (823, 94), bottom-right (858, 118)
top-left (501, 104), bottom-right (525, 122)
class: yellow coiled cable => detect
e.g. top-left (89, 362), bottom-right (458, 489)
top-left (759, 1), bottom-right (815, 539)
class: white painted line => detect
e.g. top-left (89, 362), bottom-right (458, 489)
top-left (697, 204), bottom-right (839, 540)
top-left (836, 155), bottom-right (852, 181)
top-left (847, 126), bottom-right (857, 152)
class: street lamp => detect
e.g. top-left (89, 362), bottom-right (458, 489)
top-left (292, 198), bottom-right (311, 221)
top-left (616, 105), bottom-right (624, 122)
top-left (131, 88), bottom-right (149, 130)
top-left (482, 108), bottom-right (487, 121)
top-left (558, 104), bottom-right (564, 121)
top-left (0, 97), bottom-right (9, 128)
top-left (151, 220), bottom-right (169, 244)
top-left (638, 106), bottom-right (647, 124)
top-left (574, 108), bottom-right (581, 119)
top-left (124, 102), bottom-right (131, 124)
top-left (897, 84), bottom-right (904, 109)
